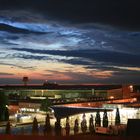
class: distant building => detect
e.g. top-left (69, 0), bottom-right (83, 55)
top-left (93, 90), bottom-right (107, 98)
top-left (1, 84), bottom-right (140, 102)
top-left (1, 84), bottom-right (121, 99)
top-left (107, 88), bottom-right (123, 99)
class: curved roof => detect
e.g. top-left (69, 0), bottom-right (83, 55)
top-left (51, 106), bottom-right (113, 119)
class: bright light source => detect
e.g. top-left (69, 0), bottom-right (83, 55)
top-left (30, 96), bottom-right (46, 99)
top-left (130, 98), bottom-right (137, 103)
top-left (36, 109), bottom-right (40, 112)
top-left (109, 96), bottom-right (114, 99)
top-left (88, 103), bottom-right (91, 106)
top-left (5, 105), bottom-right (8, 108)
top-left (129, 85), bottom-right (133, 92)
top-left (133, 98), bottom-right (137, 102)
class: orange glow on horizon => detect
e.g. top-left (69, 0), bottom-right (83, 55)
top-left (0, 59), bottom-right (114, 83)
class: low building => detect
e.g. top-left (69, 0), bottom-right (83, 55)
top-left (19, 102), bottom-right (41, 113)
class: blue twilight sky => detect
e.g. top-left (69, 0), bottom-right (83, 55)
top-left (0, 0), bottom-right (140, 84)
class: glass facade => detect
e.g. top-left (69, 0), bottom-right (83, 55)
top-left (4, 89), bottom-right (93, 99)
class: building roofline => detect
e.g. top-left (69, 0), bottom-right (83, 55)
top-left (0, 84), bottom-right (122, 90)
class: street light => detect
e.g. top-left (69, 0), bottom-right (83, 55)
top-left (129, 85), bottom-right (133, 92)
top-left (109, 96), bottom-right (114, 100)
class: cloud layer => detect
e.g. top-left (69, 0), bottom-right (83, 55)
top-left (0, 10), bottom-right (140, 84)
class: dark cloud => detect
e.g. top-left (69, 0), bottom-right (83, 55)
top-left (6, 36), bottom-right (19, 40)
top-left (11, 48), bottom-right (140, 67)
top-left (103, 73), bottom-right (140, 84)
top-left (0, 39), bottom-right (19, 46)
top-left (0, 0), bottom-right (139, 29)
top-left (11, 53), bottom-right (48, 60)
top-left (0, 23), bottom-right (45, 34)
top-left (41, 70), bottom-right (140, 84)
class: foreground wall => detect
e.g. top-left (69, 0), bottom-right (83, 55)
top-left (0, 135), bottom-right (140, 140)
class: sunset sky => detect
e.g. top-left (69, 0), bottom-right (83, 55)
top-left (0, 0), bottom-right (140, 84)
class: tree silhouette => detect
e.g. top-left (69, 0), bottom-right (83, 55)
top-left (103, 109), bottom-right (108, 127)
top-left (54, 118), bottom-right (61, 136)
top-left (95, 111), bottom-right (101, 127)
top-left (74, 118), bottom-right (79, 135)
top-left (40, 97), bottom-right (52, 112)
top-left (44, 114), bottom-right (51, 135)
top-left (5, 106), bottom-right (9, 121)
top-left (32, 117), bottom-right (39, 135)
top-left (65, 116), bottom-right (70, 136)
top-left (81, 113), bottom-right (87, 134)
top-left (115, 108), bottom-right (121, 125)
top-left (89, 114), bottom-right (95, 134)
top-left (0, 92), bottom-right (9, 121)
